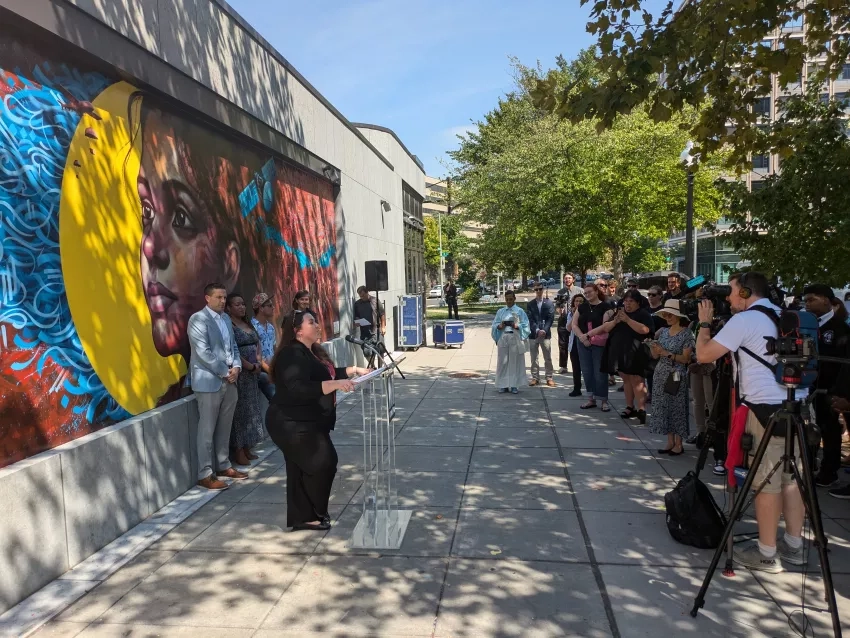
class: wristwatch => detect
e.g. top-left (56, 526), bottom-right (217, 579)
top-left (698, 322), bottom-right (712, 329)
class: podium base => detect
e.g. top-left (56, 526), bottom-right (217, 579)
top-left (350, 509), bottom-right (412, 549)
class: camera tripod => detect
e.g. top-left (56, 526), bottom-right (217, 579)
top-left (690, 385), bottom-right (842, 637)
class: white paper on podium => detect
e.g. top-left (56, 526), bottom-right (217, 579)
top-left (354, 318), bottom-right (371, 327)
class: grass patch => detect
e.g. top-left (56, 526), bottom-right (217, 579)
top-left (425, 302), bottom-right (525, 320)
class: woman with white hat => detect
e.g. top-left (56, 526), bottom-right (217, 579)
top-left (648, 299), bottom-right (695, 455)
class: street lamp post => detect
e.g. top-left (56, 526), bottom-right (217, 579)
top-left (680, 142), bottom-right (699, 278)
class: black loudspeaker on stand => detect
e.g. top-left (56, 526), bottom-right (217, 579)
top-left (690, 385), bottom-right (842, 637)
top-left (365, 260), bottom-right (389, 292)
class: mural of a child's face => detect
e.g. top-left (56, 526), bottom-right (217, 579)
top-left (138, 108), bottom-right (239, 358)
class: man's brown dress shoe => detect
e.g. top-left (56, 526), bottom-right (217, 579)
top-left (198, 476), bottom-right (229, 491)
top-left (529, 379), bottom-right (539, 386)
top-left (546, 379), bottom-right (556, 387)
top-left (217, 467), bottom-right (249, 480)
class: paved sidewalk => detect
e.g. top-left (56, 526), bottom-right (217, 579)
top-left (27, 321), bottom-right (850, 637)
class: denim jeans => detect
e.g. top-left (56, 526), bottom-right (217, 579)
top-left (258, 372), bottom-right (276, 400)
top-left (577, 341), bottom-right (608, 402)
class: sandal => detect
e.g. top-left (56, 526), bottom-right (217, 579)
top-left (580, 400), bottom-right (597, 409)
top-left (668, 448), bottom-right (685, 456)
top-left (621, 407), bottom-right (638, 419)
top-left (600, 403), bottom-right (611, 412)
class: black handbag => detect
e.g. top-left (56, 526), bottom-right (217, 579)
top-left (663, 368), bottom-right (682, 395)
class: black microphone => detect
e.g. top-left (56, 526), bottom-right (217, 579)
top-left (345, 334), bottom-right (367, 346)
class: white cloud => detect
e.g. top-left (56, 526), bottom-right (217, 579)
top-left (442, 124), bottom-right (477, 143)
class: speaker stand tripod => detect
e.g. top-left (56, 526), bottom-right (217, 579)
top-left (690, 387), bottom-right (842, 637)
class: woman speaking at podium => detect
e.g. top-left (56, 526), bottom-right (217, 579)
top-left (266, 311), bottom-right (368, 531)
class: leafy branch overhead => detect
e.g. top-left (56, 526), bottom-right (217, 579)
top-left (719, 93), bottom-right (850, 289)
top-left (532, 0), bottom-right (850, 170)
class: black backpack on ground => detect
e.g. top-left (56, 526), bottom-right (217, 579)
top-left (664, 441), bottom-right (727, 549)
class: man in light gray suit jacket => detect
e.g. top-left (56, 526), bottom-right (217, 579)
top-left (189, 283), bottom-right (248, 490)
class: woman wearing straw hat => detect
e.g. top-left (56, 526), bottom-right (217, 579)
top-left (648, 299), bottom-right (695, 456)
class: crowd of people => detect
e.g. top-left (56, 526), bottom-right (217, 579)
top-left (188, 281), bottom-right (379, 533)
top-left (492, 271), bottom-right (850, 498)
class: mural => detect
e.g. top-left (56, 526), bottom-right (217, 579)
top-left (0, 33), bottom-right (339, 467)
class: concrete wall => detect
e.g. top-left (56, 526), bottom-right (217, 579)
top-left (0, 397), bottom-right (195, 615)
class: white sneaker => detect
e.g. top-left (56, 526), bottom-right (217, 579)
top-left (713, 461), bottom-right (727, 476)
top-left (558, 368), bottom-right (568, 374)
top-left (733, 543), bottom-right (783, 573)
top-left (777, 537), bottom-right (805, 565)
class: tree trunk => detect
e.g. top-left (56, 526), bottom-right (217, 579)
top-left (521, 274), bottom-right (528, 289)
top-left (609, 243), bottom-right (624, 282)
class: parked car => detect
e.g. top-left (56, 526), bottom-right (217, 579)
top-left (428, 286), bottom-right (443, 298)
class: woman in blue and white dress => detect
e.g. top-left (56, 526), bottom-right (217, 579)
top-left (491, 290), bottom-right (531, 394)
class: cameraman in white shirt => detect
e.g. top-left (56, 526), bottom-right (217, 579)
top-left (695, 272), bottom-right (805, 574)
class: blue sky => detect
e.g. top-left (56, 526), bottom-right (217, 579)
top-left (227, 1), bottom-right (612, 177)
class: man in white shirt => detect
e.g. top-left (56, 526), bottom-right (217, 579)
top-left (695, 271), bottom-right (805, 574)
top-left (188, 283), bottom-right (247, 491)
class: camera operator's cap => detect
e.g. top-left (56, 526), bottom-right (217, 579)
top-left (654, 299), bottom-right (687, 318)
top-left (252, 292), bottom-right (273, 309)
top-left (802, 284), bottom-right (835, 301)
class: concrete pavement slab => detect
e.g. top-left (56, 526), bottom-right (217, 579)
top-left (601, 565), bottom-right (793, 638)
top-left (316, 507), bottom-right (457, 557)
top-left (146, 501), bottom-right (237, 552)
top-left (561, 449), bottom-right (668, 477)
top-left (570, 473), bottom-right (675, 514)
top-left (28, 621), bottom-right (89, 637)
top-left (462, 472), bottom-right (574, 510)
top-left (469, 447), bottom-right (565, 475)
top-left (476, 412), bottom-right (551, 426)
top-left (583, 511), bottom-right (714, 567)
top-left (391, 471), bottom-right (467, 508)
top-left (75, 625), bottom-right (254, 637)
top-left (184, 502), bottom-right (332, 554)
top-left (472, 427), bottom-right (557, 448)
top-left (395, 425), bottom-right (477, 447)
top-left (435, 559), bottom-right (612, 638)
top-left (97, 551), bottom-right (307, 629)
top-left (752, 570), bottom-right (850, 637)
top-left (260, 555), bottom-right (445, 636)
top-left (57, 551), bottom-right (176, 624)
top-left (394, 446), bottom-right (472, 473)
top-left (452, 509), bottom-right (589, 562)
top-left (554, 427), bottom-right (647, 450)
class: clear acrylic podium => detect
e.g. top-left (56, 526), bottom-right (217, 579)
top-left (349, 359), bottom-right (411, 549)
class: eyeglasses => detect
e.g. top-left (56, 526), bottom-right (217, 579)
top-left (647, 292), bottom-right (659, 297)
top-left (627, 284), bottom-right (638, 289)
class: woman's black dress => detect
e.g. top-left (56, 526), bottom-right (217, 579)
top-left (266, 341), bottom-right (348, 527)
top-left (601, 308), bottom-right (655, 376)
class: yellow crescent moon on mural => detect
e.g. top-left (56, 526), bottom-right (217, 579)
top-left (59, 81), bottom-right (186, 415)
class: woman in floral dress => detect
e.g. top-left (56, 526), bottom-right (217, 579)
top-left (226, 294), bottom-right (265, 466)
top-left (648, 299), bottom-right (695, 456)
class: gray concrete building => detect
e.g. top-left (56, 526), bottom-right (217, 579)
top-left (0, 0), bottom-right (424, 615)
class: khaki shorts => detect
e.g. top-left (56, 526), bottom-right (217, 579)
top-left (745, 410), bottom-right (794, 495)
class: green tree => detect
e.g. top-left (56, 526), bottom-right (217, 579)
top-left (532, 1), bottom-right (850, 169)
top-left (424, 214), bottom-right (468, 284)
top-left (719, 91), bottom-right (850, 289)
top-left (452, 55), bottom-right (725, 280)
top-left (624, 237), bottom-right (668, 274)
